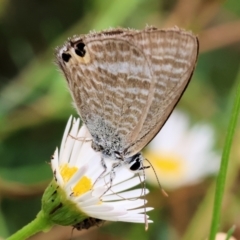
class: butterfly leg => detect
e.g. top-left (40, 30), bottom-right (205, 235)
top-left (92, 157), bottom-right (108, 189)
top-left (100, 156), bottom-right (108, 176)
top-left (99, 161), bottom-right (122, 198)
top-left (109, 161), bottom-right (122, 185)
top-left (69, 134), bottom-right (92, 142)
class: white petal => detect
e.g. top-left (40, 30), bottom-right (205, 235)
top-left (106, 199), bottom-right (147, 210)
top-left (65, 165), bottom-right (88, 193)
top-left (51, 148), bottom-right (64, 186)
top-left (68, 135), bottom-right (85, 166)
top-left (84, 209), bottom-right (127, 219)
top-left (51, 148), bottom-right (59, 172)
top-left (82, 205), bottom-right (114, 212)
top-left (75, 191), bottom-right (94, 202)
top-left (105, 176), bottom-right (144, 194)
top-left (85, 160), bottom-right (106, 183)
top-left (91, 186), bottom-right (107, 197)
top-left (102, 189), bottom-right (149, 201)
top-left (111, 167), bottom-right (135, 185)
top-left (60, 118), bottom-right (80, 165)
top-left (72, 125), bottom-right (93, 167)
top-left (77, 196), bottom-right (100, 207)
top-left (59, 116), bottom-right (72, 160)
top-left (128, 207), bottom-right (154, 214)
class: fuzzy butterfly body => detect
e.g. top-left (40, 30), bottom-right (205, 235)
top-left (56, 26), bottom-right (199, 172)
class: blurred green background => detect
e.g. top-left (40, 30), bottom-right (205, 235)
top-left (0, 0), bottom-right (240, 239)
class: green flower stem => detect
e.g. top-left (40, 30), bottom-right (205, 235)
top-left (209, 80), bottom-right (240, 240)
top-left (6, 211), bottom-right (53, 240)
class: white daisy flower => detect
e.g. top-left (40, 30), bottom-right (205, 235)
top-left (144, 110), bottom-right (219, 190)
top-left (42, 116), bottom-right (153, 229)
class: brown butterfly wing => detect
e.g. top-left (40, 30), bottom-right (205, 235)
top-left (124, 28), bottom-right (199, 156)
top-left (56, 30), bottom-right (154, 151)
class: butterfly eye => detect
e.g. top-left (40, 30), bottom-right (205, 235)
top-left (75, 42), bottom-right (86, 57)
top-left (127, 154), bottom-right (142, 171)
top-left (129, 159), bottom-right (141, 171)
top-left (62, 53), bottom-right (71, 62)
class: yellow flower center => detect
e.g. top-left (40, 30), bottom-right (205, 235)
top-left (145, 151), bottom-right (185, 176)
top-left (60, 164), bottom-right (78, 183)
top-left (72, 176), bottom-right (92, 197)
top-left (60, 164), bottom-right (92, 197)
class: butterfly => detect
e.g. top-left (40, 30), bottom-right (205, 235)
top-left (56, 26), bottom-right (199, 179)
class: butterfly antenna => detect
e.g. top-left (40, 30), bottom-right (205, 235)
top-left (141, 166), bottom-right (148, 231)
top-left (137, 173), bottom-right (146, 200)
top-left (145, 158), bottom-right (168, 197)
